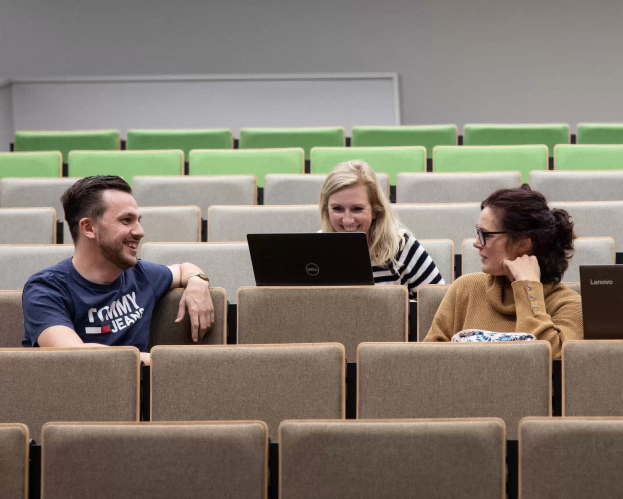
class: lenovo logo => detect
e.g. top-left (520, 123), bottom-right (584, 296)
top-left (590, 279), bottom-right (614, 285)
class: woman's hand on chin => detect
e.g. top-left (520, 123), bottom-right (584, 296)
top-left (502, 255), bottom-right (541, 283)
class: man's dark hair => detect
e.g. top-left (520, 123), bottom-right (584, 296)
top-left (61, 176), bottom-right (132, 244)
top-left (482, 184), bottom-right (575, 284)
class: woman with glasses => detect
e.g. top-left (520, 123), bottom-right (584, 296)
top-left (424, 185), bottom-right (582, 359)
top-left (319, 160), bottom-right (445, 298)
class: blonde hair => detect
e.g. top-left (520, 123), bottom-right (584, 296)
top-left (319, 160), bottom-right (403, 267)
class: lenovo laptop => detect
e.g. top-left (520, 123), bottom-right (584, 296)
top-left (247, 232), bottom-right (374, 286)
top-left (579, 265), bottom-right (623, 339)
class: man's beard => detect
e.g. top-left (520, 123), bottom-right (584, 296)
top-left (99, 237), bottom-right (137, 271)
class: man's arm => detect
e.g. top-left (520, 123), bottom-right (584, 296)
top-left (37, 326), bottom-right (151, 365)
top-left (168, 262), bottom-right (215, 342)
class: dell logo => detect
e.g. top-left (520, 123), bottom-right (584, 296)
top-left (590, 279), bottom-right (613, 285)
top-left (305, 263), bottom-right (320, 276)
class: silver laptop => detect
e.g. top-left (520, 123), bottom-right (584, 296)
top-left (580, 265), bottom-right (623, 339)
top-left (247, 232), bottom-right (374, 286)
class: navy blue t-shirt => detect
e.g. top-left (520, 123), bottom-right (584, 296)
top-left (22, 258), bottom-right (173, 352)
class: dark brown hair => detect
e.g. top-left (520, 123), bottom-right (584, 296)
top-left (482, 184), bottom-right (575, 284)
top-left (61, 176), bottom-right (132, 244)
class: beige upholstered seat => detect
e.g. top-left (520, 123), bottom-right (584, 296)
top-left (151, 344), bottom-right (345, 441)
top-left (142, 242), bottom-right (254, 304)
top-left (0, 348), bottom-right (140, 441)
top-left (563, 341), bottom-right (623, 416)
top-left (416, 284), bottom-right (451, 341)
top-left (0, 177), bottom-right (76, 213)
top-left (0, 291), bottom-right (24, 348)
top-left (0, 208), bottom-right (56, 244)
top-left (133, 175), bottom-right (257, 212)
top-left (420, 239), bottom-right (454, 282)
top-left (148, 287), bottom-right (227, 347)
top-left (550, 201), bottom-right (623, 251)
top-left (357, 342), bottom-right (551, 439)
top-left (0, 423), bottom-right (29, 499)
top-left (42, 421), bottom-right (268, 499)
top-left (280, 419), bottom-right (506, 499)
top-left (520, 417), bottom-right (623, 498)
top-left (263, 173), bottom-right (390, 205)
top-left (207, 205), bottom-right (320, 242)
top-left (397, 171), bottom-right (522, 203)
top-left (393, 203), bottom-right (481, 257)
top-left (462, 237), bottom-right (615, 283)
top-left (530, 170), bottom-right (623, 202)
top-left (64, 205), bottom-right (202, 248)
top-left (237, 286), bottom-right (408, 362)
top-left (0, 244), bottom-right (74, 290)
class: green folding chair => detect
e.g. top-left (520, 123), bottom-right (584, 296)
top-left (352, 125), bottom-right (457, 157)
top-left (239, 128), bottom-right (344, 160)
top-left (68, 151), bottom-right (184, 186)
top-left (189, 149), bottom-right (304, 189)
top-left (127, 129), bottom-right (233, 157)
top-left (577, 124), bottom-right (623, 145)
top-left (433, 145), bottom-right (548, 183)
top-left (14, 130), bottom-right (120, 162)
top-left (554, 144), bottom-right (623, 171)
top-left (0, 152), bottom-right (62, 180)
top-left (464, 124), bottom-right (569, 156)
top-left (310, 146), bottom-right (426, 186)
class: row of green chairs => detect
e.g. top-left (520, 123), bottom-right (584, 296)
top-left (13, 124), bottom-right (623, 162)
top-left (3, 144), bottom-right (623, 186)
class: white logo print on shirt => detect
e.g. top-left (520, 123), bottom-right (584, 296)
top-left (85, 292), bottom-right (145, 334)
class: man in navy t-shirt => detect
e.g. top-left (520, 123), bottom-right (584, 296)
top-left (22, 176), bottom-right (214, 365)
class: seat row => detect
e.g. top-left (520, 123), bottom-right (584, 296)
top-left (11, 123), bottom-right (623, 159)
top-left (0, 199), bottom-right (619, 269)
top-left (4, 143), bottom-right (623, 186)
top-left (5, 416), bottom-right (623, 498)
top-left (0, 236), bottom-right (610, 302)
top-left (1, 341), bottom-right (621, 443)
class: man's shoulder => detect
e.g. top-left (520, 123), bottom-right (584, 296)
top-left (25, 258), bottom-right (73, 289)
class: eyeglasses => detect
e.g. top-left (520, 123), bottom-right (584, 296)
top-left (476, 226), bottom-right (509, 246)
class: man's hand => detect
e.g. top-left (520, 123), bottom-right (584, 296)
top-left (503, 254), bottom-right (541, 283)
top-left (175, 276), bottom-right (215, 342)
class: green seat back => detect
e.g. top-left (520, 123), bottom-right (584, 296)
top-left (352, 125), bottom-right (457, 156)
top-left (464, 124), bottom-right (569, 155)
top-left (127, 129), bottom-right (233, 157)
top-left (433, 145), bottom-right (548, 183)
top-left (189, 149), bottom-right (304, 188)
top-left (311, 146), bottom-right (426, 185)
top-left (15, 130), bottom-right (120, 161)
top-left (554, 145), bottom-right (623, 171)
top-left (68, 151), bottom-right (184, 186)
top-left (577, 124), bottom-right (623, 144)
top-left (239, 128), bottom-right (344, 160)
top-left (0, 152), bottom-right (62, 180)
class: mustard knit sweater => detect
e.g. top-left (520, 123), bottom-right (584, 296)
top-left (424, 272), bottom-right (583, 359)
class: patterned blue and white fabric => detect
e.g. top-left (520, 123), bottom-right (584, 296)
top-left (451, 330), bottom-right (536, 342)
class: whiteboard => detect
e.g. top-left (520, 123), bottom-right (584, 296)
top-left (10, 73), bottom-right (400, 137)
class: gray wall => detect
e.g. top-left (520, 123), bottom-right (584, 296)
top-left (1, 0), bottom-right (622, 128)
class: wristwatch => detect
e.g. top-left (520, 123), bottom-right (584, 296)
top-left (188, 272), bottom-right (210, 285)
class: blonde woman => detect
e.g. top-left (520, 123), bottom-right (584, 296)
top-left (319, 160), bottom-right (444, 298)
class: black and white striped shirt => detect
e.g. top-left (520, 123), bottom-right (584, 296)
top-left (373, 230), bottom-right (445, 298)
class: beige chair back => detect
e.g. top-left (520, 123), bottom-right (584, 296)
top-left (149, 287), bottom-right (227, 347)
top-left (520, 417), bottom-right (623, 499)
top-left (563, 340), bottom-right (623, 416)
top-left (0, 423), bottom-right (29, 499)
top-left (0, 244), bottom-right (74, 290)
top-left (237, 286), bottom-right (408, 362)
top-left (42, 421), bottom-right (268, 499)
top-left (0, 291), bottom-right (24, 348)
top-left (416, 284), bottom-right (451, 341)
top-left (358, 342), bottom-right (551, 439)
top-left (0, 208), bottom-right (56, 244)
top-left (280, 419), bottom-right (506, 499)
top-left (151, 343), bottom-right (345, 441)
top-left (0, 348), bottom-right (140, 441)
